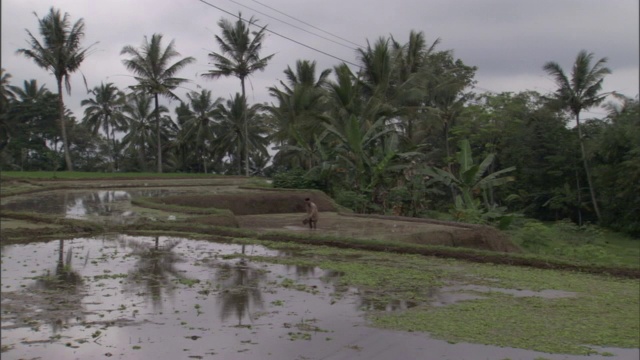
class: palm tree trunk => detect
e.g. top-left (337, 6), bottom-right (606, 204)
top-left (241, 78), bottom-right (249, 177)
top-left (139, 140), bottom-right (147, 172)
top-left (155, 93), bottom-right (162, 173)
top-left (576, 170), bottom-right (583, 226)
top-left (58, 239), bottom-right (64, 266)
top-left (237, 136), bottom-right (242, 175)
top-left (111, 131), bottom-right (119, 172)
top-left (576, 113), bottom-right (601, 222)
top-left (105, 122), bottom-right (113, 172)
top-left (57, 80), bottom-right (73, 171)
top-left (443, 118), bottom-right (456, 202)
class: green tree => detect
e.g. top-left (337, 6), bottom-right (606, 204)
top-left (4, 80), bottom-right (60, 170)
top-left (121, 33), bottom-right (195, 173)
top-left (121, 92), bottom-right (168, 172)
top-left (179, 89), bottom-right (222, 173)
top-left (543, 50), bottom-right (611, 222)
top-left (454, 91), bottom-right (578, 221)
top-left (17, 7), bottom-right (94, 171)
top-left (593, 95), bottom-right (640, 234)
top-left (214, 93), bottom-right (269, 175)
top-left (0, 69), bottom-right (14, 152)
top-left (267, 60), bottom-right (331, 169)
top-left (81, 82), bottom-right (127, 171)
top-left (322, 115), bottom-right (393, 193)
top-left (423, 139), bottom-right (516, 225)
top-left (202, 13), bottom-right (274, 176)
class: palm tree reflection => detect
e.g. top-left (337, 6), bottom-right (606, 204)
top-left (32, 240), bottom-right (86, 332)
top-left (35, 240), bottom-right (84, 291)
top-left (122, 236), bottom-right (187, 311)
top-left (216, 258), bottom-right (265, 326)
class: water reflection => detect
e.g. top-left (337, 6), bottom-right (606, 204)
top-left (121, 236), bottom-right (188, 311)
top-left (31, 241), bottom-right (87, 333)
top-left (1, 188), bottom-right (178, 220)
top-left (216, 259), bottom-right (266, 326)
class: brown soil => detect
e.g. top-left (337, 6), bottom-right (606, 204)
top-left (122, 221), bottom-right (640, 279)
top-left (150, 190), bottom-right (518, 253)
top-left (235, 212), bottom-right (520, 253)
top-left (156, 191), bottom-right (338, 215)
top-left (2, 179), bottom-right (637, 278)
top-left (187, 214), bottom-right (239, 227)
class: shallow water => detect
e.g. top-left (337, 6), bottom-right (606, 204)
top-left (2, 236), bottom-right (637, 360)
top-left (0, 188), bottom-right (193, 225)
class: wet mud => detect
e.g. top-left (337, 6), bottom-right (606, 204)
top-left (2, 236), bottom-right (637, 360)
top-left (1, 179), bottom-right (638, 359)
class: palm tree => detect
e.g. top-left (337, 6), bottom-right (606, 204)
top-left (322, 115), bottom-right (393, 191)
top-left (390, 32), bottom-right (441, 143)
top-left (121, 92), bottom-right (168, 172)
top-left (7, 80), bottom-right (60, 162)
top-left (267, 60), bottom-right (331, 163)
top-left (17, 8), bottom-right (94, 171)
top-left (0, 69), bottom-right (14, 151)
top-left (81, 83), bottom-right (127, 171)
top-left (202, 13), bottom-right (274, 176)
top-left (543, 50), bottom-right (611, 222)
top-left (179, 89), bottom-right (222, 172)
top-left (0, 68), bottom-right (13, 111)
top-left (214, 93), bottom-right (269, 175)
top-left (121, 33), bottom-right (195, 173)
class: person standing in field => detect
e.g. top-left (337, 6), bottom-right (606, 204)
top-left (305, 198), bottom-right (318, 229)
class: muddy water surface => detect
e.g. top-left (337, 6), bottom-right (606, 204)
top-left (1, 189), bottom-right (185, 218)
top-left (2, 236), bottom-right (638, 360)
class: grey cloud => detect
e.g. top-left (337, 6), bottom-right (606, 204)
top-left (2, 0), bottom-right (638, 119)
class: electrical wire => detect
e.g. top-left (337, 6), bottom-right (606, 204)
top-left (197, 0), bottom-right (361, 68)
top-left (223, 0), bottom-right (359, 51)
top-left (250, 0), bottom-right (364, 49)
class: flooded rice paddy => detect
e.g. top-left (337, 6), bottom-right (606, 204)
top-left (1, 188), bottom-right (204, 224)
top-left (1, 186), bottom-right (639, 359)
top-left (3, 236), bottom-right (637, 360)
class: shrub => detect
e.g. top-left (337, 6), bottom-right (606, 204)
top-left (334, 190), bottom-right (370, 213)
top-left (272, 168), bottom-right (324, 190)
top-left (513, 221), bottom-right (553, 251)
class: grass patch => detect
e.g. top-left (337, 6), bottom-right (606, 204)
top-left (131, 197), bottom-right (234, 216)
top-left (509, 219), bottom-right (640, 267)
top-left (371, 272), bottom-right (639, 355)
top-left (0, 171), bottom-right (231, 180)
top-left (240, 239), bottom-right (639, 355)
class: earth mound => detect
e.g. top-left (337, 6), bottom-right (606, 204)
top-left (157, 191), bottom-right (337, 215)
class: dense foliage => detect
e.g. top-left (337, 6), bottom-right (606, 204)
top-left (1, 7), bottom-right (638, 235)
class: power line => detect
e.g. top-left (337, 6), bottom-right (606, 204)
top-left (197, 0), bottom-right (360, 68)
top-left (223, 0), bottom-right (359, 51)
top-left (250, 0), bottom-right (364, 49)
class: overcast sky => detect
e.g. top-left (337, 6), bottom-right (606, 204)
top-left (2, 0), bottom-right (638, 120)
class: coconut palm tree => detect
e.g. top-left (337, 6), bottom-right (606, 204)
top-left (543, 50), bottom-right (611, 222)
top-left (214, 93), bottom-right (269, 175)
top-left (0, 69), bottom-right (14, 151)
top-left (121, 92), bottom-right (168, 172)
top-left (267, 60), bottom-right (331, 162)
top-left (202, 13), bottom-right (274, 176)
top-left (121, 33), bottom-right (195, 173)
top-left (179, 89), bottom-right (222, 172)
top-left (7, 80), bottom-right (60, 162)
top-left (17, 7), bottom-right (94, 171)
top-left (0, 68), bottom-right (13, 111)
top-left (81, 83), bottom-right (127, 171)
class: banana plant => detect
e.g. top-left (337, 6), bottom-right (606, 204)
top-left (423, 139), bottom-right (516, 225)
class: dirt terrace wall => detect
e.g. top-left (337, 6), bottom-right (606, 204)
top-left (156, 191), bottom-right (337, 215)
top-left (342, 213), bottom-right (521, 253)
